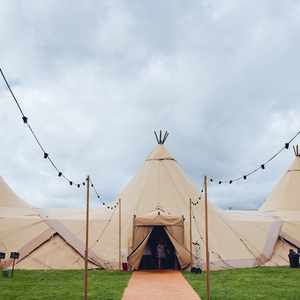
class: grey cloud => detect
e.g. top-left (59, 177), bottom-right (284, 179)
top-left (1, 1), bottom-right (300, 209)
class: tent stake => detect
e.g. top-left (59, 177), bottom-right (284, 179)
top-left (119, 198), bottom-right (122, 270)
top-left (189, 198), bottom-right (193, 265)
top-left (84, 175), bottom-right (90, 300)
top-left (204, 175), bottom-right (210, 300)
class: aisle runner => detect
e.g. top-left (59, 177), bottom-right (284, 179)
top-left (122, 270), bottom-right (201, 300)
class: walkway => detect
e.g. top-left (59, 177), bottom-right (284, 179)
top-left (122, 270), bottom-right (201, 300)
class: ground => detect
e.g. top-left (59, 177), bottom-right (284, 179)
top-left (0, 270), bottom-right (131, 300)
top-left (0, 267), bottom-right (299, 300)
top-left (184, 267), bottom-right (300, 300)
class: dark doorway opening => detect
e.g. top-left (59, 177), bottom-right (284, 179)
top-left (139, 226), bottom-right (179, 270)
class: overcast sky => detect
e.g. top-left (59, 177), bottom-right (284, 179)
top-left (1, 1), bottom-right (300, 209)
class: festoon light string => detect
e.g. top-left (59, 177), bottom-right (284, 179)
top-left (0, 68), bottom-right (117, 210)
top-left (207, 130), bottom-right (300, 186)
top-left (2, 68), bottom-right (300, 207)
top-left (189, 131), bottom-right (300, 209)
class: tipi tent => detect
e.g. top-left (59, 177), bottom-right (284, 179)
top-left (1, 132), bottom-right (285, 270)
top-left (85, 132), bottom-right (281, 270)
top-left (260, 146), bottom-right (300, 254)
top-left (260, 146), bottom-right (300, 212)
top-left (0, 177), bottom-right (100, 269)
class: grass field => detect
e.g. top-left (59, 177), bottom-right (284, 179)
top-left (184, 267), bottom-right (300, 300)
top-left (0, 267), bottom-right (300, 299)
top-left (0, 269), bottom-right (131, 300)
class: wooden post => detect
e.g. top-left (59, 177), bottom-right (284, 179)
top-left (204, 176), bottom-right (210, 300)
top-left (189, 198), bottom-right (193, 265)
top-left (84, 175), bottom-right (90, 300)
top-left (119, 198), bottom-right (122, 271)
top-left (11, 258), bottom-right (16, 277)
top-left (132, 214), bottom-right (136, 249)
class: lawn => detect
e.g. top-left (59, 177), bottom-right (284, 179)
top-left (1, 267), bottom-right (300, 299)
top-left (184, 267), bottom-right (300, 300)
top-left (0, 269), bottom-right (131, 300)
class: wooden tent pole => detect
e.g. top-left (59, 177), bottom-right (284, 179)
top-left (118, 199), bottom-right (121, 270)
top-left (84, 175), bottom-right (90, 300)
top-left (204, 175), bottom-right (210, 300)
top-left (189, 198), bottom-right (193, 264)
top-left (132, 214), bottom-right (136, 249)
top-left (11, 258), bottom-right (16, 277)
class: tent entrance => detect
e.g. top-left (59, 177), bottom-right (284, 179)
top-left (128, 210), bottom-right (192, 270)
top-left (139, 226), bottom-right (179, 270)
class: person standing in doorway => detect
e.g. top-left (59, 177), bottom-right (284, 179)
top-left (143, 244), bottom-right (153, 269)
top-left (156, 239), bottom-right (166, 269)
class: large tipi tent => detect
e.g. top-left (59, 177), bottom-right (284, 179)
top-left (1, 132), bottom-right (285, 270)
top-left (85, 132), bottom-right (281, 270)
top-left (0, 177), bottom-right (100, 269)
top-left (259, 146), bottom-right (300, 262)
top-left (260, 146), bottom-right (300, 213)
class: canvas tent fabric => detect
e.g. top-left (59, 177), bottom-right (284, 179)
top-left (86, 143), bottom-right (283, 270)
top-left (0, 177), bottom-right (52, 264)
top-left (0, 177), bottom-right (29, 208)
top-left (263, 238), bottom-right (297, 267)
top-left (259, 153), bottom-right (300, 264)
top-left (1, 140), bottom-right (291, 270)
top-left (0, 177), bottom-right (100, 269)
top-left (16, 233), bottom-right (95, 270)
top-left (222, 210), bottom-right (282, 266)
top-left (260, 155), bottom-right (300, 245)
top-left (41, 208), bottom-right (118, 269)
top-left (260, 155), bottom-right (300, 212)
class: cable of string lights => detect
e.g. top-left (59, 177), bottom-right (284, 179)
top-left (207, 130), bottom-right (300, 185)
top-left (0, 67), bottom-right (118, 210)
top-left (2, 68), bottom-right (299, 207)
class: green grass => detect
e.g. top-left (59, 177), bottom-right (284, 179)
top-left (184, 267), bottom-right (300, 300)
top-left (1, 267), bottom-right (300, 299)
top-left (0, 269), bottom-right (131, 300)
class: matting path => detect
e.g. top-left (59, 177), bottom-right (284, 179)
top-left (122, 270), bottom-right (201, 300)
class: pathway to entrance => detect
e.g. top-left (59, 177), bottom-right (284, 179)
top-left (122, 270), bottom-right (201, 300)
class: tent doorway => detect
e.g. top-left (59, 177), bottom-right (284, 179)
top-left (128, 210), bottom-right (192, 270)
top-left (139, 226), bottom-right (179, 270)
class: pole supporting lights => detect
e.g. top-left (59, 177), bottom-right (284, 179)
top-left (84, 175), bottom-right (90, 300)
top-left (10, 252), bottom-right (19, 277)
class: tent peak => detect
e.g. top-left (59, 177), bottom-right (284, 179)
top-left (154, 130), bottom-right (169, 144)
top-left (293, 144), bottom-right (300, 157)
top-left (146, 144), bottom-right (175, 161)
top-left (0, 176), bottom-right (29, 208)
